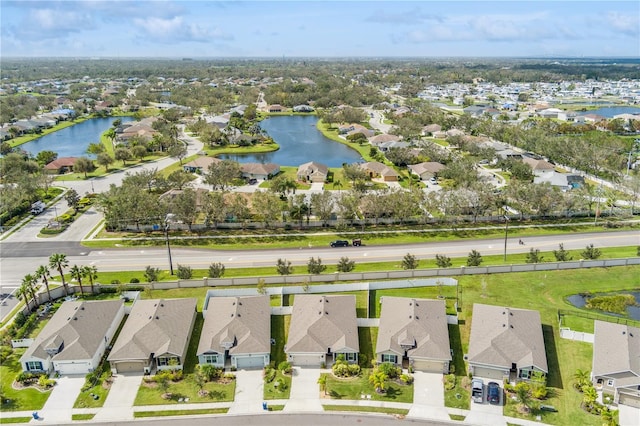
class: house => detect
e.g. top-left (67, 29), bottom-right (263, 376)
top-left (197, 296), bottom-right (270, 369)
top-left (359, 161), bottom-right (400, 181)
top-left (466, 304), bottom-right (548, 382)
top-left (44, 157), bottom-right (79, 174)
top-left (268, 104), bottom-right (284, 113)
top-left (534, 171), bottom-right (584, 191)
top-left (115, 117), bottom-right (158, 144)
top-left (20, 300), bottom-right (124, 375)
top-left (182, 156), bottom-right (221, 174)
top-left (293, 105), bottom-right (314, 113)
top-left (108, 298), bottom-right (197, 374)
top-left (369, 134), bottom-right (400, 147)
top-left (285, 295), bottom-right (359, 366)
top-left (408, 162), bottom-right (446, 181)
top-left (422, 124), bottom-right (442, 136)
top-left (297, 161), bottom-right (328, 183)
top-left (376, 297), bottom-right (451, 373)
top-left (591, 321), bottom-right (640, 408)
top-left (522, 157), bottom-right (555, 174)
top-left (240, 163), bottom-right (280, 180)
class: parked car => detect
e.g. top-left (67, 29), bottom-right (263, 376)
top-left (30, 201), bottom-right (46, 215)
top-left (487, 381), bottom-right (501, 405)
top-left (330, 240), bottom-right (350, 247)
top-left (352, 239), bottom-right (362, 246)
top-left (471, 378), bottom-right (484, 403)
top-left (248, 178), bottom-right (258, 185)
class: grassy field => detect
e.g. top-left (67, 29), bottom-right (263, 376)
top-left (323, 369), bottom-right (413, 403)
top-left (0, 349), bottom-right (52, 412)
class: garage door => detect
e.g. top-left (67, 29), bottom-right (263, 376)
top-left (473, 366), bottom-right (506, 381)
top-left (114, 361), bottom-right (145, 373)
top-left (235, 356), bottom-right (265, 369)
top-left (291, 354), bottom-right (323, 367)
top-left (412, 359), bottom-right (446, 373)
top-left (619, 393), bottom-right (640, 408)
top-left (55, 362), bottom-right (90, 375)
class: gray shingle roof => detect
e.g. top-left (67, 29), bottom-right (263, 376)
top-left (286, 295), bottom-right (359, 354)
top-left (21, 300), bottom-right (123, 363)
top-left (592, 320), bottom-right (640, 377)
top-left (198, 296), bottom-right (270, 356)
top-left (108, 298), bottom-right (197, 362)
top-left (376, 297), bottom-right (451, 361)
top-left (467, 304), bottom-right (548, 373)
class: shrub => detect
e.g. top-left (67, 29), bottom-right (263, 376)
top-left (466, 250), bottom-right (483, 267)
top-left (110, 280), bottom-right (121, 285)
top-left (435, 254), bottom-right (452, 268)
top-left (525, 248), bottom-right (543, 263)
top-left (444, 374), bottom-right (456, 391)
top-left (176, 264), bottom-right (193, 279)
top-left (129, 277), bottom-right (140, 283)
top-left (581, 244), bottom-right (602, 260)
top-left (332, 363), bottom-right (350, 377)
top-left (347, 364), bottom-right (361, 376)
top-left (402, 253), bottom-right (419, 270)
top-left (198, 364), bottom-right (222, 381)
top-left (278, 361), bottom-right (292, 374)
top-left (532, 386), bottom-right (548, 399)
top-left (38, 375), bottom-right (55, 388)
top-left (377, 362), bottom-right (400, 379)
top-left (307, 257), bottom-right (326, 274)
top-left (208, 262), bottom-right (225, 278)
top-left (336, 256), bottom-right (355, 273)
top-left (144, 266), bottom-right (161, 283)
top-left (264, 367), bottom-right (276, 383)
top-left (400, 374), bottom-right (414, 384)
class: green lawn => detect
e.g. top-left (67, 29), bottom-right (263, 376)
top-left (0, 349), bottom-right (52, 412)
top-left (358, 327), bottom-right (378, 368)
top-left (73, 369), bottom-right (112, 408)
top-left (324, 369), bottom-right (413, 403)
top-left (0, 417), bottom-right (34, 424)
top-left (270, 315), bottom-right (290, 366)
top-left (133, 408), bottom-right (228, 417)
top-left (264, 370), bottom-right (292, 400)
top-left (133, 375), bottom-right (235, 406)
top-left (71, 414), bottom-right (95, 421)
top-left (323, 405), bottom-right (409, 415)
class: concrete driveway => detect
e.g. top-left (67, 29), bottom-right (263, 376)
top-left (227, 369), bottom-right (264, 414)
top-left (92, 373), bottom-right (143, 421)
top-left (283, 367), bottom-right (322, 412)
top-left (407, 371), bottom-right (450, 422)
top-left (618, 404), bottom-right (640, 426)
top-left (37, 374), bottom-right (85, 424)
top-left (465, 379), bottom-right (506, 426)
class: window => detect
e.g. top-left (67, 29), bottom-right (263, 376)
top-left (203, 354), bottom-right (219, 364)
top-left (519, 369), bottom-right (531, 379)
top-left (157, 356), bottom-right (179, 367)
top-left (607, 379), bottom-right (614, 387)
top-left (25, 361), bottom-right (43, 371)
top-left (381, 354), bottom-right (397, 364)
top-left (345, 353), bottom-right (357, 362)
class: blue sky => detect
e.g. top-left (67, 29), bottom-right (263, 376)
top-left (1, 1), bottom-right (638, 58)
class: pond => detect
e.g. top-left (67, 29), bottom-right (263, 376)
top-left (218, 115), bottom-right (363, 167)
top-left (567, 291), bottom-right (640, 320)
top-left (20, 116), bottom-right (135, 158)
top-left (580, 106), bottom-right (640, 118)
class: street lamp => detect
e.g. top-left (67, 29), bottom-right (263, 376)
top-left (503, 210), bottom-right (509, 262)
top-left (164, 214), bottom-right (174, 275)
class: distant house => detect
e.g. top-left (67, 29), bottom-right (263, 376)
top-left (268, 104), bottom-right (284, 113)
top-left (115, 117), bottom-right (158, 144)
top-left (293, 105), bottom-right (314, 113)
top-left (376, 297), bottom-right (451, 373)
top-left (286, 295), bottom-right (359, 366)
top-left (182, 156), bottom-right (221, 174)
top-left (369, 134), bottom-right (400, 147)
top-left (197, 296), bottom-right (271, 369)
top-left (421, 124), bottom-right (442, 136)
top-left (20, 300), bottom-right (124, 375)
top-left (44, 157), bottom-right (79, 174)
top-left (522, 157), bottom-right (556, 174)
top-left (240, 163), bottom-right (280, 180)
top-left (297, 161), bottom-right (328, 183)
top-left (108, 298), bottom-right (197, 374)
top-left (592, 321), bottom-right (640, 408)
top-left (534, 171), bottom-right (584, 191)
top-left (466, 304), bottom-right (548, 382)
top-left (408, 162), bottom-right (446, 180)
top-left (359, 161), bottom-right (399, 181)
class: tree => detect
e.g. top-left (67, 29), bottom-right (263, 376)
top-left (69, 265), bottom-right (86, 296)
top-left (525, 248), bottom-right (543, 264)
top-left (83, 265), bottom-right (98, 294)
top-left (35, 265), bottom-right (52, 302)
top-left (49, 253), bottom-right (69, 296)
top-left (269, 174), bottom-right (297, 198)
top-left (256, 278), bottom-right (267, 295)
top-left (317, 374), bottom-right (328, 396)
top-left (573, 368), bottom-right (590, 391)
top-left (176, 264), bottom-right (193, 279)
top-left (17, 275), bottom-right (35, 312)
top-left (86, 142), bottom-right (105, 155)
top-left (96, 152), bottom-right (114, 171)
top-left (336, 256), bottom-right (355, 273)
top-left (168, 142), bottom-right (188, 164)
top-left (276, 258), bottom-right (293, 275)
top-left (35, 150), bottom-right (57, 166)
top-left (202, 191), bottom-right (227, 228)
top-left (208, 262), bottom-right (225, 278)
top-left (251, 190), bottom-right (282, 227)
top-left (514, 382), bottom-right (531, 412)
top-left (581, 244), bottom-right (601, 260)
top-left (167, 170), bottom-right (192, 190)
top-left (74, 156), bottom-right (95, 178)
top-left (466, 250), bottom-right (483, 267)
top-left (0, 141), bottom-right (12, 155)
top-left (132, 144), bottom-right (148, 161)
top-left (402, 253), bottom-right (419, 270)
top-left (144, 266), bottom-right (161, 283)
top-left (114, 147), bottom-right (132, 165)
top-left (204, 159), bottom-right (241, 191)
top-left (170, 187), bottom-right (199, 231)
top-left (307, 257), bottom-right (326, 275)
top-left (435, 254), bottom-right (452, 268)
top-left (21, 274), bottom-right (39, 311)
top-left (310, 191), bottom-right (334, 226)
top-left (553, 243), bottom-right (572, 262)
top-left (368, 370), bottom-right (388, 393)
top-left (65, 189), bottom-right (81, 213)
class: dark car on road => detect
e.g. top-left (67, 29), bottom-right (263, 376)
top-left (487, 382), bottom-right (501, 405)
top-left (330, 240), bottom-right (350, 247)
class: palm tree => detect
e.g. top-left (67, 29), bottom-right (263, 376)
top-left (573, 368), bottom-right (590, 391)
top-left (17, 275), bottom-right (36, 312)
top-left (514, 382), bottom-right (531, 412)
top-left (83, 265), bottom-right (99, 295)
top-left (317, 374), bottom-right (328, 396)
top-left (69, 265), bottom-right (85, 296)
top-left (582, 385), bottom-right (597, 409)
top-left (35, 265), bottom-right (52, 302)
top-left (368, 370), bottom-right (387, 393)
top-left (49, 253), bottom-right (69, 296)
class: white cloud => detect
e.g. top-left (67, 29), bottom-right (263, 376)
top-left (133, 16), bottom-right (233, 43)
top-left (606, 11), bottom-right (639, 36)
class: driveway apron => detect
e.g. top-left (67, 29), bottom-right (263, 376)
top-left (227, 369), bottom-right (264, 414)
top-left (407, 371), bottom-right (450, 422)
top-left (92, 373), bottom-right (143, 421)
top-left (36, 375), bottom-right (85, 424)
top-left (283, 367), bottom-right (322, 412)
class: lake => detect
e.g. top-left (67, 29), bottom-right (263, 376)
top-left (567, 291), bottom-right (640, 320)
top-left (218, 115), bottom-right (363, 167)
top-left (21, 116), bottom-right (135, 158)
top-left (583, 106), bottom-right (640, 118)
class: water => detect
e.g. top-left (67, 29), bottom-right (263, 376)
top-left (219, 115), bottom-right (363, 167)
top-left (581, 106), bottom-right (640, 118)
top-left (20, 116), bottom-right (135, 158)
top-left (566, 291), bottom-right (640, 320)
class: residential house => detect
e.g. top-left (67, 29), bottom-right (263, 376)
top-left (338, 123), bottom-right (375, 138)
top-left (359, 161), bottom-right (400, 181)
top-left (268, 104), bottom-right (284, 113)
top-left (297, 161), bottom-right (328, 183)
top-left (293, 105), bottom-right (314, 113)
top-left (522, 156), bottom-right (556, 174)
top-left (115, 117), bottom-right (158, 144)
top-left (182, 156), bottom-right (221, 174)
top-left (422, 124), bottom-right (442, 136)
top-left (108, 298), bottom-right (197, 374)
top-left (44, 157), bottom-right (79, 174)
top-left (240, 163), bottom-right (280, 180)
top-left (534, 171), bottom-right (584, 191)
top-left (369, 134), bottom-right (400, 147)
top-left (378, 140), bottom-right (409, 152)
top-left (592, 321), bottom-right (640, 408)
top-left (285, 295), bottom-right (359, 366)
top-left (197, 296), bottom-right (270, 369)
top-left (376, 297), bottom-right (451, 373)
top-left (408, 162), bottom-right (446, 181)
top-left (20, 300), bottom-right (124, 375)
top-left (466, 304), bottom-right (548, 382)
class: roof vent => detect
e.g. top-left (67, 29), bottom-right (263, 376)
top-left (415, 316), bottom-right (419, 320)
top-left (503, 324), bottom-right (506, 327)
top-left (502, 311), bottom-right (506, 315)
top-left (233, 302), bottom-right (236, 305)
top-left (510, 325), bottom-right (514, 328)
top-left (154, 303), bottom-right (158, 307)
top-left (237, 313), bottom-right (241, 317)
top-left (74, 317), bottom-right (77, 320)
top-left (409, 315), bottom-right (412, 319)
top-left (623, 331), bottom-right (626, 335)
top-left (160, 303), bottom-right (164, 307)
top-left (155, 316), bottom-right (159, 319)
top-left (75, 306), bottom-right (78, 310)
top-left (81, 307), bottom-right (85, 310)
